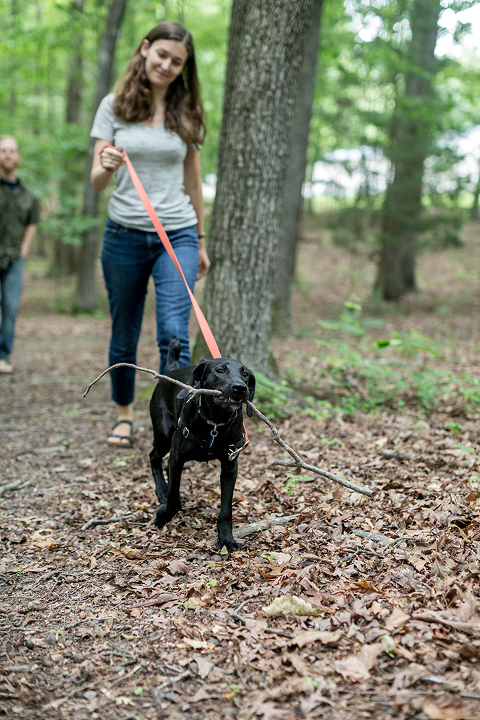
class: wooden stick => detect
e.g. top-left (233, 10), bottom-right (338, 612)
top-left (82, 362), bottom-right (222, 400)
top-left (81, 514), bottom-right (133, 531)
top-left (83, 363), bottom-right (374, 498)
top-left (246, 401), bottom-right (374, 497)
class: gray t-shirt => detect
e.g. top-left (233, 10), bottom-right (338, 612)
top-left (90, 94), bottom-right (198, 231)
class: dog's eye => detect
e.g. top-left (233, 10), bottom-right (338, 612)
top-left (241, 370), bottom-right (249, 378)
top-left (215, 367), bottom-right (226, 374)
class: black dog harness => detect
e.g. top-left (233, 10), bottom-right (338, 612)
top-left (176, 401), bottom-right (248, 461)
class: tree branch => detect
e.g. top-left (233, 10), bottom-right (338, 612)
top-left (246, 401), bottom-right (374, 497)
top-left (81, 514), bottom-right (133, 531)
top-left (82, 362), bottom-right (223, 400)
top-left (83, 363), bottom-right (374, 498)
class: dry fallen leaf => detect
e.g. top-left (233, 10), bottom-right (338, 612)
top-left (167, 559), bottom-right (191, 575)
top-left (385, 607), bottom-right (410, 631)
top-left (263, 594), bottom-right (323, 618)
top-left (118, 546), bottom-right (144, 560)
top-left (334, 643), bottom-right (384, 682)
top-left (423, 698), bottom-right (473, 720)
top-left (193, 654), bottom-right (214, 679)
top-left (182, 638), bottom-right (215, 650)
top-left (285, 630), bottom-right (342, 648)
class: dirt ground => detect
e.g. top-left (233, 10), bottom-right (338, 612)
top-left (1, 224), bottom-right (480, 720)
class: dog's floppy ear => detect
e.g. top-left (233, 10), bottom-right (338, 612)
top-left (246, 369), bottom-right (256, 417)
top-left (191, 360), bottom-right (209, 388)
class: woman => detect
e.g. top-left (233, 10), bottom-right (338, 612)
top-left (90, 21), bottom-right (209, 448)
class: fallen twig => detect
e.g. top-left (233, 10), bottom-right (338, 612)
top-left (0, 479), bottom-right (33, 496)
top-left (344, 548), bottom-right (383, 562)
top-left (130, 593), bottom-right (176, 609)
top-left (413, 611), bottom-right (480, 637)
top-left (351, 529), bottom-right (402, 546)
top-left (83, 363), bottom-right (373, 497)
top-left (81, 514), bottom-right (133, 531)
top-left (206, 514), bottom-right (300, 546)
top-left (246, 401), bottom-right (373, 497)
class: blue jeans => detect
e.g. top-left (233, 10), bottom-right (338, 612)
top-left (101, 219), bottom-right (199, 406)
top-left (0, 257), bottom-right (24, 360)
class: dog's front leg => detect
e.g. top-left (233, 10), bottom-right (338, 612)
top-left (154, 440), bottom-right (184, 529)
top-left (217, 459), bottom-right (239, 553)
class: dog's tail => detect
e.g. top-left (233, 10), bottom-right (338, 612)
top-left (165, 337), bottom-right (181, 374)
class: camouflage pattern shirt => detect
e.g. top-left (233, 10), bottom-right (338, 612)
top-left (0, 178), bottom-right (39, 268)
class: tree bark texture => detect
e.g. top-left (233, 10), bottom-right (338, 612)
top-left (203, 0), bottom-right (314, 373)
top-left (52, 0), bottom-right (85, 277)
top-left (75, 0), bottom-right (127, 312)
top-left (375, 0), bottom-right (441, 301)
top-left (66, 0), bottom-right (84, 124)
top-left (271, 0), bottom-right (324, 337)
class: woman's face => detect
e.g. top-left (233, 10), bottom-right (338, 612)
top-left (140, 38), bottom-right (188, 90)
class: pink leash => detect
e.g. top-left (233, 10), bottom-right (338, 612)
top-left (113, 147), bottom-right (249, 446)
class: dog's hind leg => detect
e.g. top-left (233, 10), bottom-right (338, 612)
top-left (154, 449), bottom-right (183, 529)
top-left (149, 448), bottom-right (169, 503)
top-left (217, 459), bottom-right (240, 553)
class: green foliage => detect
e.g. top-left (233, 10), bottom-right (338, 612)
top-left (284, 473), bottom-right (313, 494)
top-left (253, 372), bottom-right (292, 420)
top-left (309, 302), bottom-right (480, 415)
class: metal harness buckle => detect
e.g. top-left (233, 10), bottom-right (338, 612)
top-left (228, 436), bottom-right (249, 462)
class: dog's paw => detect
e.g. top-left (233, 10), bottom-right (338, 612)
top-left (154, 503), bottom-right (180, 528)
top-left (218, 537), bottom-right (240, 553)
top-left (154, 505), bottom-right (172, 528)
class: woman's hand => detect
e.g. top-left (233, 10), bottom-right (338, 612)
top-left (197, 247), bottom-right (211, 280)
top-left (91, 140), bottom-right (124, 191)
top-left (100, 146), bottom-right (125, 172)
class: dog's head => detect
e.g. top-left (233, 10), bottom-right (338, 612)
top-left (190, 358), bottom-right (256, 416)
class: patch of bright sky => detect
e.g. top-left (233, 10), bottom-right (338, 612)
top-left (345, 0), bottom-right (480, 59)
top-left (437, 2), bottom-right (480, 58)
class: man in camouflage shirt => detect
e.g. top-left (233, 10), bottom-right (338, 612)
top-left (0, 136), bottom-right (39, 374)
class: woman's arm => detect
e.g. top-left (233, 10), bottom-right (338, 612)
top-left (90, 139), bottom-right (125, 192)
top-left (184, 148), bottom-right (210, 279)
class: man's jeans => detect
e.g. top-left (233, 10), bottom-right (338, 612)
top-left (101, 219), bottom-right (199, 407)
top-left (0, 257), bottom-right (24, 360)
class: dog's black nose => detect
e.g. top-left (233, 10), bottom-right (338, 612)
top-left (231, 382), bottom-right (248, 398)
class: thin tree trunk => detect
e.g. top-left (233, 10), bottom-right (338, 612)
top-left (470, 167), bottom-right (480, 221)
top-left (75, 0), bottom-right (128, 312)
top-left (375, 0), bottom-right (441, 301)
top-left (271, 0), bottom-right (324, 337)
top-left (200, 0), bottom-right (314, 374)
top-left (52, 0), bottom-right (85, 277)
top-left (66, 0), bottom-right (84, 124)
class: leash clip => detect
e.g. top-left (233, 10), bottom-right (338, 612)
top-left (228, 436), bottom-right (249, 462)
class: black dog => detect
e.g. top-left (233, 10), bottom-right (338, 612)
top-left (149, 338), bottom-right (255, 552)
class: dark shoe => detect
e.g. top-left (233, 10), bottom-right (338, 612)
top-left (107, 419), bottom-right (133, 448)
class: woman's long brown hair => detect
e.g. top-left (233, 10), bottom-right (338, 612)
top-left (113, 22), bottom-right (205, 146)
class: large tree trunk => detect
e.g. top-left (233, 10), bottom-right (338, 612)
top-left (375, 0), bottom-right (441, 301)
top-left (75, 0), bottom-right (127, 312)
top-left (200, 0), bottom-right (314, 373)
top-left (271, 0), bottom-right (324, 337)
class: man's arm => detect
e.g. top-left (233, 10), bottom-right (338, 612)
top-left (20, 224), bottom-right (36, 259)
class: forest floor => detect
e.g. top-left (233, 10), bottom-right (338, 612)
top-left (1, 221), bottom-right (480, 720)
